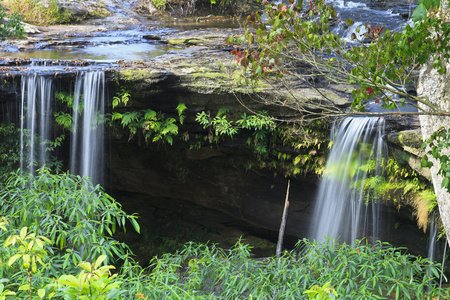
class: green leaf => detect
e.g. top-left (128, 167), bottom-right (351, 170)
top-left (176, 103), bottom-right (187, 116)
top-left (38, 288), bottom-right (45, 299)
top-left (130, 218), bottom-right (140, 234)
top-left (94, 254), bottom-right (107, 269)
top-left (412, 4), bottom-right (427, 22)
top-left (8, 254), bottom-right (21, 266)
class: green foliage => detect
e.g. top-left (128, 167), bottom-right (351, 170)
top-left (108, 91), bottom-right (186, 146)
top-left (152, 0), bottom-right (167, 10)
top-left (4, 0), bottom-right (74, 25)
top-left (114, 238), bottom-right (448, 299)
top-left (5, 226), bottom-right (50, 300)
top-left (56, 255), bottom-right (124, 300)
top-left (226, 0), bottom-right (448, 115)
top-left (0, 6), bottom-right (24, 39)
top-left (196, 109), bottom-right (328, 176)
top-left (0, 124), bottom-right (21, 181)
top-left (0, 169), bottom-right (139, 299)
top-left (112, 89), bottom-right (130, 110)
top-left (0, 168), bottom-right (139, 264)
top-left (413, 0), bottom-right (440, 21)
top-left (422, 127), bottom-right (450, 193)
top-left (55, 91), bottom-right (74, 109)
top-left (304, 282), bottom-right (338, 300)
top-left (54, 112), bottom-right (73, 131)
top-left (355, 156), bottom-right (438, 233)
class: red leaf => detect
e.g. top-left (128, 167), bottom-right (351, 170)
top-left (367, 87), bottom-right (374, 95)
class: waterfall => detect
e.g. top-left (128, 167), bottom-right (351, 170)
top-left (428, 212), bottom-right (438, 263)
top-left (19, 71), bottom-right (105, 185)
top-left (310, 117), bottom-right (385, 244)
top-left (20, 75), bottom-right (53, 174)
top-left (70, 71), bottom-right (105, 185)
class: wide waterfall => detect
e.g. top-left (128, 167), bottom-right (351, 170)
top-left (20, 71), bottom-right (105, 185)
top-left (310, 117), bottom-right (385, 244)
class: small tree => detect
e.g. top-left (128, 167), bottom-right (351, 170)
top-left (226, 0), bottom-right (450, 239)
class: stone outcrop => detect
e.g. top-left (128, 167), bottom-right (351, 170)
top-left (417, 1), bottom-right (450, 245)
top-left (384, 129), bottom-right (431, 180)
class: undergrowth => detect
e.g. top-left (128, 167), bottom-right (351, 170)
top-left (3, 0), bottom-right (73, 25)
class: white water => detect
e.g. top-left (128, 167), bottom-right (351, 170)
top-left (20, 75), bottom-right (53, 174)
top-left (428, 212), bottom-right (438, 262)
top-left (70, 71), bottom-right (105, 185)
top-left (310, 117), bottom-right (385, 244)
top-left (19, 71), bottom-right (105, 185)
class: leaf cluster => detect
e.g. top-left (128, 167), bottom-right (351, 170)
top-left (116, 238), bottom-right (448, 299)
top-left (108, 90), bottom-right (186, 146)
top-left (0, 168), bottom-right (140, 299)
top-left (422, 127), bottom-right (450, 193)
top-left (196, 108), bottom-right (328, 176)
top-left (226, 0), bottom-right (450, 118)
top-left (0, 5), bottom-right (23, 39)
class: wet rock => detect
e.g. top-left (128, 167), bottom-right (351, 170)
top-left (21, 22), bottom-right (41, 34)
top-left (143, 34), bottom-right (161, 40)
top-left (384, 129), bottom-right (431, 180)
top-left (59, 0), bottom-right (111, 20)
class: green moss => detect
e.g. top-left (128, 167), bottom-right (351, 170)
top-left (167, 37), bottom-right (221, 46)
top-left (117, 69), bottom-right (158, 82)
top-left (398, 131), bottom-right (423, 149)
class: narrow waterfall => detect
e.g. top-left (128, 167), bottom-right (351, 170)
top-left (428, 212), bottom-right (438, 262)
top-left (310, 117), bottom-right (385, 244)
top-left (20, 75), bottom-right (53, 174)
top-left (70, 71), bottom-right (105, 185)
top-left (19, 71), bottom-right (105, 185)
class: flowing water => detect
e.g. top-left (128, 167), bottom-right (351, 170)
top-left (20, 75), bottom-right (53, 174)
top-left (69, 71), bottom-right (105, 185)
top-left (19, 71), bottom-right (106, 185)
top-left (310, 117), bottom-right (385, 243)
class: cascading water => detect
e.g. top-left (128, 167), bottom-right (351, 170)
top-left (70, 71), bottom-right (105, 185)
top-left (310, 117), bottom-right (385, 244)
top-left (19, 71), bottom-right (105, 185)
top-left (428, 212), bottom-right (438, 262)
top-left (20, 75), bottom-right (53, 174)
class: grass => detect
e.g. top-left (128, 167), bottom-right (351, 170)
top-left (2, 0), bottom-right (73, 25)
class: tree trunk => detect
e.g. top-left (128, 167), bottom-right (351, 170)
top-left (276, 180), bottom-right (290, 258)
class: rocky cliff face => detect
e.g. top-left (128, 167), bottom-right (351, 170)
top-left (415, 0), bottom-right (450, 245)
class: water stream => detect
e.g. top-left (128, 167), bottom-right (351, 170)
top-left (19, 71), bottom-right (106, 185)
top-left (20, 75), bottom-right (53, 174)
top-left (70, 71), bottom-right (105, 185)
top-left (310, 117), bottom-right (385, 244)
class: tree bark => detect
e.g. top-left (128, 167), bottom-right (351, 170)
top-left (276, 180), bottom-right (290, 258)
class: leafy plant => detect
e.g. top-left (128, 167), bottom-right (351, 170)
top-left (115, 238), bottom-right (448, 299)
top-left (152, 0), bottom-right (167, 10)
top-left (56, 255), bottom-right (124, 300)
top-left (108, 90), bottom-right (186, 145)
top-left (0, 5), bottom-right (23, 39)
top-left (4, 227), bottom-right (50, 300)
top-left (422, 127), bottom-right (450, 192)
top-left (0, 168), bottom-right (139, 265)
top-left (196, 108), bottom-right (328, 176)
top-left (304, 282), bottom-right (338, 300)
top-left (3, 0), bottom-right (74, 25)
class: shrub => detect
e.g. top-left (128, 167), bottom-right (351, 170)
top-left (2, 0), bottom-right (73, 25)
